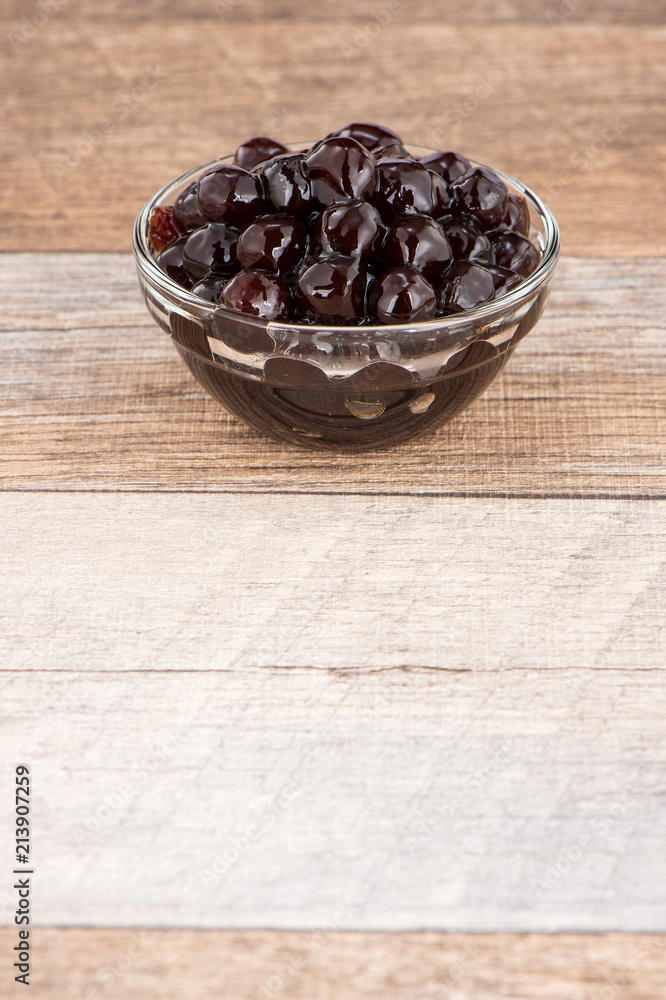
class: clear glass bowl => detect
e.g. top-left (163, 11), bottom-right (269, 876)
top-left (133, 145), bottom-right (560, 451)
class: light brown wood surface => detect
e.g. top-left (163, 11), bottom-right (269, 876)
top-left (3, 929), bottom-right (663, 1000)
top-left (2, 1), bottom-right (665, 996)
top-left (3, 11), bottom-right (666, 253)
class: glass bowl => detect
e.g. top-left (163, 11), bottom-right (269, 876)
top-left (133, 145), bottom-right (560, 452)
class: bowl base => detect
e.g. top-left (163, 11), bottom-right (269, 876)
top-left (176, 347), bottom-right (512, 452)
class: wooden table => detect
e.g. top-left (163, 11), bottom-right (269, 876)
top-left (2, 1), bottom-right (665, 996)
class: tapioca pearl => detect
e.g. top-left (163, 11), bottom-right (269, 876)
top-left (450, 166), bottom-right (509, 229)
top-left (372, 157), bottom-right (435, 219)
top-left (196, 165), bottom-right (265, 227)
top-left (368, 266), bottom-right (437, 324)
top-left (295, 255), bottom-right (367, 324)
top-left (182, 224), bottom-right (240, 279)
top-left (303, 137), bottom-right (377, 205)
top-left (221, 269), bottom-right (293, 322)
top-left (234, 136), bottom-right (290, 171)
top-left (438, 261), bottom-right (495, 313)
top-left (237, 214), bottom-right (307, 274)
top-left (487, 230), bottom-right (540, 277)
top-left (315, 200), bottom-right (385, 261)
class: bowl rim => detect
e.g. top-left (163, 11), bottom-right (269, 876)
top-left (133, 143), bottom-right (560, 336)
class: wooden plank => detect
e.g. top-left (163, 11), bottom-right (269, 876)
top-left (1, 669), bottom-right (666, 929)
top-left (1, 254), bottom-right (664, 497)
top-left (0, 928), bottom-right (663, 1000)
top-left (3, 493), bottom-right (665, 672)
top-left (2, 21), bottom-right (665, 254)
top-left (3, 0), bottom-right (666, 22)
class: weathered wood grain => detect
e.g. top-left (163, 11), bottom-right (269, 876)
top-left (2, 493), bottom-right (665, 672)
top-left (4, 0), bottom-right (666, 23)
top-left (1, 1), bottom-right (665, 977)
top-left (1, 669), bottom-right (666, 929)
top-left (2, 19), bottom-right (665, 253)
top-left (1, 928), bottom-right (663, 1000)
top-left (1, 254), bottom-right (663, 497)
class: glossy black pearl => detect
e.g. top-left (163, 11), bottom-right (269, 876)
top-left (234, 136), bottom-right (290, 171)
top-left (487, 231), bottom-right (540, 277)
top-left (437, 216), bottom-right (492, 263)
top-left (496, 193), bottom-right (531, 236)
top-left (182, 224), bottom-right (239, 278)
top-left (328, 122), bottom-right (407, 156)
top-left (450, 166), bottom-right (509, 229)
top-left (421, 150), bottom-right (471, 184)
top-left (372, 157), bottom-right (434, 219)
top-left (196, 165), bottom-right (265, 228)
top-left (379, 215), bottom-right (452, 282)
top-left (173, 181), bottom-right (206, 233)
top-left (237, 214), bottom-right (307, 274)
top-left (155, 237), bottom-right (193, 288)
top-left (438, 261), bottom-right (495, 313)
top-left (315, 200), bottom-right (384, 261)
top-left (303, 137), bottom-right (377, 205)
top-left (191, 275), bottom-right (229, 303)
top-left (221, 269), bottom-right (292, 321)
top-left (295, 255), bottom-right (366, 324)
top-left (368, 266), bottom-right (437, 324)
top-left (261, 153), bottom-right (317, 218)
top-left (484, 264), bottom-right (523, 296)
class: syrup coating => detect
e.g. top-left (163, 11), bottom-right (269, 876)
top-left (237, 214), bottom-right (307, 274)
top-left (368, 266), bottom-right (437, 323)
top-left (221, 269), bottom-right (292, 321)
top-left (149, 125), bottom-right (541, 325)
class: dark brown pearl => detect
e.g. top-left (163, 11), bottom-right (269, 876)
top-left (155, 237), bottom-right (193, 288)
top-left (327, 122), bottom-right (407, 156)
top-left (496, 193), bottom-right (531, 236)
top-left (197, 165), bottom-right (265, 228)
top-left (438, 261), bottom-right (495, 313)
top-left (372, 157), bottom-right (435, 219)
top-left (234, 136), bottom-right (290, 171)
top-left (191, 275), bottom-right (229, 303)
top-left (421, 150), bottom-right (471, 184)
top-left (295, 255), bottom-right (366, 324)
top-left (221, 269), bottom-right (292, 321)
top-left (368, 266), bottom-right (437, 324)
top-left (379, 215), bottom-right (452, 282)
top-left (429, 170), bottom-right (452, 216)
top-left (315, 200), bottom-right (385, 261)
top-left (484, 264), bottom-right (523, 297)
top-left (303, 137), bottom-right (377, 205)
top-left (261, 154), bottom-right (318, 218)
top-left (182, 224), bottom-right (239, 279)
top-left (173, 182), bottom-right (206, 232)
top-left (437, 216), bottom-right (492, 263)
top-left (487, 231), bottom-right (540, 277)
top-left (237, 214), bottom-right (307, 274)
top-left (450, 166), bottom-right (509, 229)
